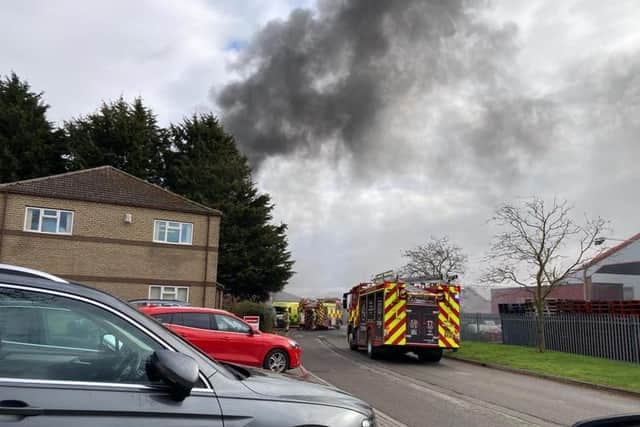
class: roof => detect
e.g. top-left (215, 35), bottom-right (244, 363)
top-left (0, 166), bottom-right (221, 216)
top-left (582, 232), bottom-right (640, 271)
top-left (271, 290), bottom-right (302, 302)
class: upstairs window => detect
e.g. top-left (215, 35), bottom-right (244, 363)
top-left (24, 207), bottom-right (73, 235)
top-left (153, 220), bottom-right (193, 245)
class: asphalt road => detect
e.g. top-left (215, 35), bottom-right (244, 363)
top-left (292, 328), bottom-right (640, 427)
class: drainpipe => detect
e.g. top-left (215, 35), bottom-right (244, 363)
top-left (0, 192), bottom-right (7, 262)
top-left (202, 214), bottom-right (211, 307)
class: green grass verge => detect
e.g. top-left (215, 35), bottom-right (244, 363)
top-left (449, 341), bottom-right (640, 393)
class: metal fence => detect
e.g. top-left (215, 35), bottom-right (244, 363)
top-left (501, 313), bottom-right (640, 363)
top-left (460, 313), bottom-right (502, 343)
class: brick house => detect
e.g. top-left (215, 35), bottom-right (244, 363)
top-left (0, 166), bottom-right (223, 307)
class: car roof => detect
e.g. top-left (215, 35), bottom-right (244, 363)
top-left (140, 306), bottom-right (231, 315)
top-left (0, 271), bottom-right (118, 302)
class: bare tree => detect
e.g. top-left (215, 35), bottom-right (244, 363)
top-left (483, 197), bottom-right (606, 352)
top-left (401, 236), bottom-right (467, 280)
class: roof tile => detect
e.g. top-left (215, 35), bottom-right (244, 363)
top-left (0, 166), bottom-right (221, 216)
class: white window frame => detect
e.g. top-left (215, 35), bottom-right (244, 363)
top-left (148, 285), bottom-right (190, 303)
top-left (23, 207), bottom-right (74, 235)
top-left (152, 220), bottom-right (193, 245)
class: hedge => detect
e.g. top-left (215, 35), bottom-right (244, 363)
top-left (231, 301), bottom-right (275, 333)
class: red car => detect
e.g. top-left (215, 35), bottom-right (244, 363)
top-left (140, 306), bottom-right (302, 373)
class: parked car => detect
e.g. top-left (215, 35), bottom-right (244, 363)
top-left (128, 298), bottom-right (192, 307)
top-left (140, 306), bottom-right (301, 373)
top-left (0, 265), bottom-right (376, 426)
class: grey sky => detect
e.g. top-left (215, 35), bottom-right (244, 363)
top-left (2, 1), bottom-right (639, 298)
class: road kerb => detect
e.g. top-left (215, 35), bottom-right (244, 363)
top-left (445, 354), bottom-right (640, 399)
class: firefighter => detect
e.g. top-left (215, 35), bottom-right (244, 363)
top-left (283, 307), bottom-right (290, 333)
top-left (310, 308), bottom-right (316, 330)
top-left (299, 308), bottom-right (305, 328)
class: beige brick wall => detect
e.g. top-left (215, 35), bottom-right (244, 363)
top-left (0, 193), bottom-right (221, 307)
top-left (1, 234), bottom-right (211, 281)
top-left (3, 194), bottom-right (220, 247)
top-left (0, 193), bottom-right (6, 222)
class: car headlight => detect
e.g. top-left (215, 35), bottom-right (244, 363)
top-left (288, 339), bottom-right (300, 349)
top-left (361, 417), bottom-right (376, 427)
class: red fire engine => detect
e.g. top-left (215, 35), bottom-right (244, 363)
top-left (343, 272), bottom-right (461, 362)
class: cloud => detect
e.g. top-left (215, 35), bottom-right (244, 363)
top-left (217, 0), bottom-right (640, 296)
top-left (217, 0), bottom-right (567, 187)
top-left (0, 0), bottom-right (306, 124)
top-left (4, 0), bottom-right (640, 297)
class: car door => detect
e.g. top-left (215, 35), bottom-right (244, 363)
top-left (168, 311), bottom-right (230, 362)
top-left (0, 285), bottom-right (223, 426)
top-left (212, 313), bottom-right (263, 366)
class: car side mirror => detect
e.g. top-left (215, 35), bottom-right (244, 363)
top-left (147, 350), bottom-right (199, 401)
top-left (342, 294), bottom-right (348, 309)
top-left (247, 327), bottom-right (255, 336)
top-left (101, 334), bottom-right (122, 352)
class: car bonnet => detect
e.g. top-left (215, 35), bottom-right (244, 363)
top-left (238, 367), bottom-right (371, 416)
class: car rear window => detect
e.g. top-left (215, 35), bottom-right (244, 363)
top-left (177, 312), bottom-right (211, 330)
top-left (153, 313), bottom-right (173, 323)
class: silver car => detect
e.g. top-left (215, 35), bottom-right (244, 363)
top-left (0, 265), bottom-right (376, 427)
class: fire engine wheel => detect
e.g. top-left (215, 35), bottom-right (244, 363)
top-left (348, 329), bottom-right (358, 350)
top-left (263, 349), bottom-right (289, 373)
top-left (417, 348), bottom-right (443, 363)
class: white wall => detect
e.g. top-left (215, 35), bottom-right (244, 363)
top-left (587, 239), bottom-right (640, 299)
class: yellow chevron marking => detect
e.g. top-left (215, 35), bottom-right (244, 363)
top-left (384, 292), bottom-right (398, 309)
top-left (437, 325), bottom-right (459, 348)
top-left (386, 299), bottom-right (406, 319)
top-left (438, 325), bottom-right (447, 338)
top-left (438, 313), bottom-right (457, 330)
top-left (386, 311), bottom-right (407, 332)
top-left (387, 324), bottom-right (407, 345)
top-left (439, 302), bottom-right (459, 326)
top-left (449, 299), bottom-right (460, 315)
top-left (446, 292), bottom-right (460, 312)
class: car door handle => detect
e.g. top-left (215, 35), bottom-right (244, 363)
top-left (0, 400), bottom-right (44, 416)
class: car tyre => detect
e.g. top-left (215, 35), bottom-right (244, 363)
top-left (263, 349), bottom-right (289, 373)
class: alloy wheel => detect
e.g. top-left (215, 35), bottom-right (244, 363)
top-left (267, 351), bottom-right (287, 372)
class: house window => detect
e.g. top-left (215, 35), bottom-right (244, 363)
top-left (148, 285), bottom-right (189, 303)
top-left (24, 207), bottom-right (73, 235)
top-left (153, 220), bottom-right (193, 245)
